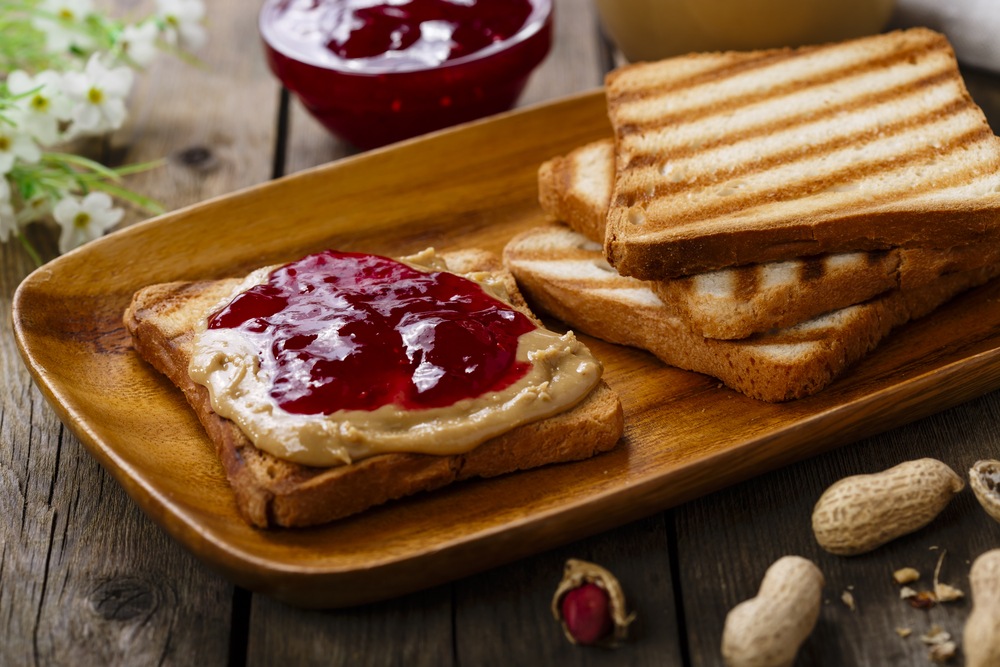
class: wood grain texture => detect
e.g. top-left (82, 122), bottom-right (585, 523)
top-left (110, 0), bottom-right (280, 223)
top-left (1, 0), bottom-right (284, 663)
top-left (7, 1), bottom-right (1000, 663)
top-left (453, 514), bottom-right (683, 666)
top-left (15, 84), bottom-right (1000, 610)
top-left (247, 585), bottom-right (453, 667)
top-left (676, 393), bottom-right (1000, 666)
top-left (1, 247), bottom-right (233, 665)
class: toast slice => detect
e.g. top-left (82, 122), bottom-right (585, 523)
top-left (123, 250), bottom-right (623, 528)
top-left (541, 139), bottom-right (1000, 339)
top-left (604, 28), bottom-right (1000, 279)
top-left (503, 225), bottom-right (1000, 402)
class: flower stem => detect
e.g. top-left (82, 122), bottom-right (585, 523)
top-left (16, 231), bottom-right (43, 268)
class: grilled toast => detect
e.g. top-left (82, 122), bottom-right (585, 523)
top-left (604, 28), bottom-right (1000, 280)
top-left (503, 225), bottom-right (1000, 401)
top-left (123, 250), bottom-right (623, 528)
top-left (541, 138), bottom-right (1000, 339)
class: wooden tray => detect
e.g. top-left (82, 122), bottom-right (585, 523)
top-left (14, 90), bottom-right (1000, 608)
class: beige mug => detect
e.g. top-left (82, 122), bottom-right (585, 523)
top-left (595, 0), bottom-right (896, 62)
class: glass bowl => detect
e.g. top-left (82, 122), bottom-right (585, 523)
top-left (259, 0), bottom-right (554, 150)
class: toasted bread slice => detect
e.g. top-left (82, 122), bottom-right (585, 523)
top-left (503, 225), bottom-right (1000, 402)
top-left (123, 251), bottom-right (623, 528)
top-left (541, 139), bottom-right (1000, 339)
top-left (604, 28), bottom-right (1000, 280)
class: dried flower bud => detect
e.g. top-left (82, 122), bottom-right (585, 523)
top-left (552, 559), bottom-right (635, 647)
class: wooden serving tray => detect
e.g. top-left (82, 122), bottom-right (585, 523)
top-left (13, 90), bottom-right (1000, 608)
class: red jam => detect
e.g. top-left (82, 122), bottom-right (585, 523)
top-left (264, 0), bottom-right (534, 71)
top-left (259, 0), bottom-right (552, 148)
top-left (207, 251), bottom-right (536, 415)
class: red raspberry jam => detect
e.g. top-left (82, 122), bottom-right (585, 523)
top-left (274, 0), bottom-right (534, 69)
top-left (207, 251), bottom-right (536, 415)
top-left (259, 0), bottom-right (552, 148)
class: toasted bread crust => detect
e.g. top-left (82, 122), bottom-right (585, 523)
top-left (123, 266), bottom-right (623, 529)
top-left (603, 28), bottom-right (1000, 279)
top-left (540, 138), bottom-right (1000, 339)
top-left (503, 225), bottom-right (1000, 401)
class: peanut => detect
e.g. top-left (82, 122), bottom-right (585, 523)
top-left (811, 458), bottom-right (964, 556)
top-left (551, 559), bottom-right (634, 647)
top-left (969, 459), bottom-right (1000, 523)
top-left (964, 549), bottom-right (1000, 667)
top-left (721, 556), bottom-right (824, 667)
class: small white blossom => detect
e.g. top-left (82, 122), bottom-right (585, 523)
top-left (62, 54), bottom-right (134, 135)
top-left (16, 193), bottom-right (57, 226)
top-left (119, 21), bottom-right (160, 67)
top-left (0, 125), bottom-right (42, 175)
top-left (0, 179), bottom-right (17, 243)
top-left (6, 70), bottom-right (73, 146)
top-left (33, 0), bottom-right (96, 53)
top-left (156, 0), bottom-right (206, 51)
top-left (54, 192), bottom-right (124, 253)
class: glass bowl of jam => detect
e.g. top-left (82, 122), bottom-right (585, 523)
top-left (259, 0), bottom-right (553, 150)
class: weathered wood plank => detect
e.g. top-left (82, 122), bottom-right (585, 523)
top-left (454, 514), bottom-right (683, 666)
top-left (675, 392), bottom-right (1000, 666)
top-left (2, 0), bottom-right (284, 663)
top-left (246, 585), bottom-right (453, 667)
top-left (1, 242), bottom-right (234, 664)
top-left (111, 0), bottom-right (280, 222)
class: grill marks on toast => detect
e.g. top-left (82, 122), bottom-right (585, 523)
top-left (637, 123), bottom-right (995, 231)
top-left (615, 93), bottom-right (976, 209)
top-left (603, 29), bottom-right (1000, 278)
top-left (614, 39), bottom-right (949, 139)
top-left (503, 226), bottom-right (1000, 401)
top-left (621, 68), bottom-right (957, 171)
top-left (616, 65), bottom-right (965, 197)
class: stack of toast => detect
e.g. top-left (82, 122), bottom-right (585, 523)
top-left (504, 28), bottom-right (1000, 402)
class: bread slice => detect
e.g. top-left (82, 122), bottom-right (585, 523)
top-left (604, 28), bottom-right (1000, 280)
top-left (541, 138), bottom-right (1000, 339)
top-left (503, 225), bottom-right (1000, 402)
top-left (123, 250), bottom-right (623, 528)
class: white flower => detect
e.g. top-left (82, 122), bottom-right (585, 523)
top-left (33, 0), bottom-right (95, 53)
top-left (6, 70), bottom-right (73, 146)
top-left (119, 21), bottom-right (160, 67)
top-left (62, 54), bottom-right (134, 136)
top-left (54, 192), bottom-right (124, 253)
top-left (17, 192), bottom-right (57, 226)
top-left (0, 125), bottom-right (42, 175)
top-left (0, 178), bottom-right (17, 243)
top-left (156, 0), bottom-right (206, 51)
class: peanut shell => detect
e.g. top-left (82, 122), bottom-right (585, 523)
top-left (551, 558), bottom-right (634, 646)
top-left (811, 458), bottom-right (964, 556)
top-left (969, 459), bottom-right (1000, 523)
top-left (964, 549), bottom-right (1000, 667)
top-left (722, 555), bottom-right (824, 667)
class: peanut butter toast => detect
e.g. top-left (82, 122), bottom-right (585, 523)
top-left (123, 250), bottom-right (623, 528)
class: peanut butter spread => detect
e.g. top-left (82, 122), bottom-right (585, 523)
top-left (188, 250), bottom-right (601, 467)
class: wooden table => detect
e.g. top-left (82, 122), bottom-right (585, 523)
top-left (4, 1), bottom-right (1000, 664)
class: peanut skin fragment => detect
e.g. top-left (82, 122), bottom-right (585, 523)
top-left (722, 556), bottom-right (824, 667)
top-left (964, 549), bottom-right (1000, 667)
top-left (811, 459), bottom-right (964, 556)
